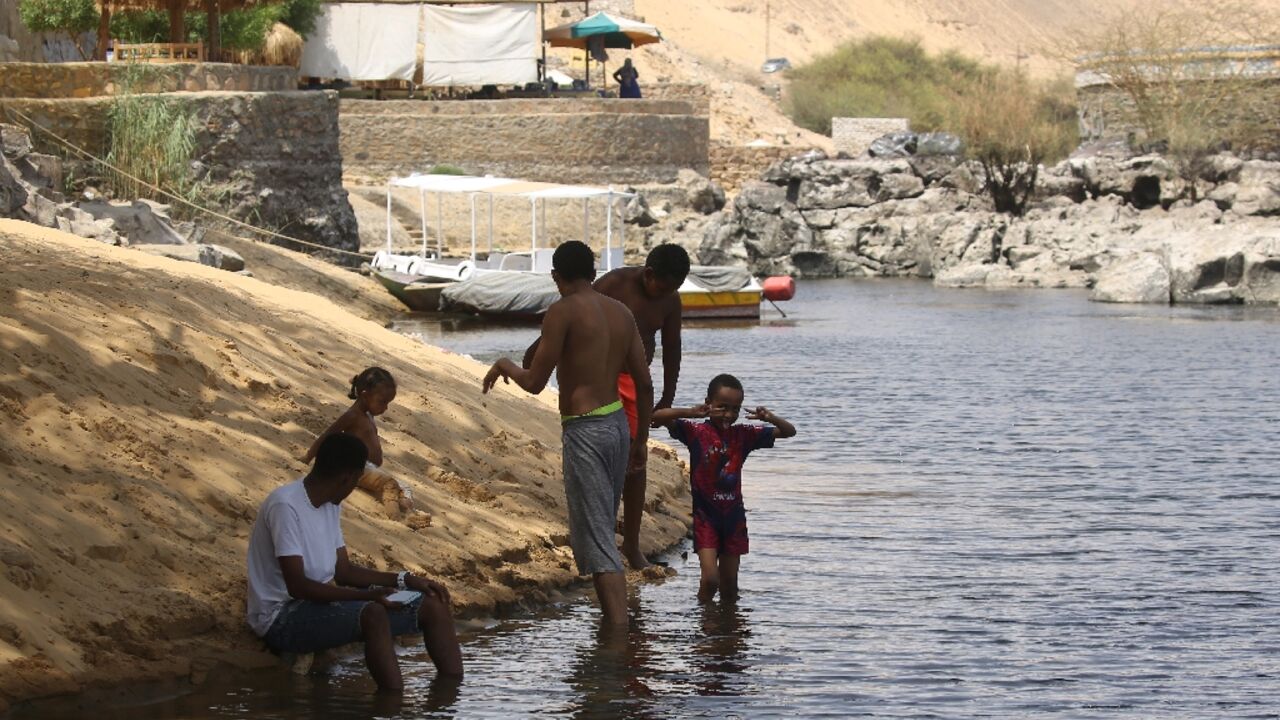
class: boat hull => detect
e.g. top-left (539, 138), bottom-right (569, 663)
top-left (679, 290), bottom-right (763, 319)
top-left (373, 269), bottom-right (450, 312)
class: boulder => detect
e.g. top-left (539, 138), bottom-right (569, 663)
top-left (0, 151), bottom-right (30, 217)
top-left (1035, 162), bottom-right (1087, 203)
top-left (1199, 153), bottom-right (1244, 183)
top-left (133, 243), bottom-right (247, 272)
top-left (1090, 253), bottom-right (1171, 304)
top-left (867, 131), bottom-right (917, 158)
top-left (736, 182), bottom-right (788, 213)
top-left (623, 193), bottom-right (658, 227)
top-left (792, 159), bottom-right (923, 210)
top-left (676, 169), bottom-right (726, 215)
top-left (77, 199), bottom-right (190, 245)
top-left (1230, 161), bottom-right (1280, 216)
top-left (1240, 255), bottom-right (1280, 304)
top-left (1071, 153), bottom-right (1179, 208)
top-left (1, 124), bottom-right (33, 159)
top-left (908, 155), bottom-right (961, 185)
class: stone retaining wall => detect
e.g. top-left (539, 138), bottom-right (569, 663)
top-left (832, 117), bottom-right (910, 156)
top-left (0, 62), bottom-right (297, 99)
top-left (1077, 80), bottom-right (1280, 150)
top-left (339, 98), bottom-right (709, 184)
top-left (643, 83), bottom-right (711, 116)
top-left (710, 143), bottom-right (807, 195)
top-left (0, 90), bottom-right (356, 252)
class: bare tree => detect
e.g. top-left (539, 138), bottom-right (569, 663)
top-left (1070, 2), bottom-right (1280, 195)
top-left (948, 71), bottom-right (1077, 216)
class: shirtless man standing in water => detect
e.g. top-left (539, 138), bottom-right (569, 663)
top-left (484, 241), bottom-right (654, 625)
top-left (524, 244), bottom-right (690, 569)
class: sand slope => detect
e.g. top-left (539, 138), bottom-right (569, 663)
top-left (201, 230), bottom-right (404, 323)
top-left (0, 219), bottom-right (691, 707)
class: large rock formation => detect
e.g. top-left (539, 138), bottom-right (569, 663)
top-left (700, 147), bottom-right (1280, 305)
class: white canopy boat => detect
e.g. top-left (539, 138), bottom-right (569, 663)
top-left (370, 172), bottom-right (793, 319)
top-left (372, 173), bottom-right (629, 282)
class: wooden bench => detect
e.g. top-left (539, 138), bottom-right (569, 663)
top-left (115, 42), bottom-right (205, 63)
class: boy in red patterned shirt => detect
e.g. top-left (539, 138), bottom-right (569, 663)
top-left (653, 373), bottom-right (796, 602)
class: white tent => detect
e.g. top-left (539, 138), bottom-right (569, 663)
top-left (299, 3), bottom-right (420, 81)
top-left (421, 4), bottom-right (539, 87)
top-left (300, 2), bottom-right (540, 85)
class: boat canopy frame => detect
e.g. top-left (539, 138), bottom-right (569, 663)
top-left (385, 173), bottom-right (635, 273)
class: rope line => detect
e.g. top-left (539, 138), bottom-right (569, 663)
top-left (3, 105), bottom-right (374, 260)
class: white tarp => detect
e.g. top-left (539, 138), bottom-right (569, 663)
top-left (420, 4), bottom-right (538, 87)
top-left (300, 3), bottom-right (420, 81)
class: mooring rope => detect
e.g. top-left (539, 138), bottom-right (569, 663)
top-left (2, 105), bottom-right (374, 260)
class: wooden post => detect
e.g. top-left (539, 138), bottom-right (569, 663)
top-left (205, 0), bottom-right (220, 63)
top-left (95, 3), bottom-right (111, 61)
top-left (167, 0), bottom-right (185, 44)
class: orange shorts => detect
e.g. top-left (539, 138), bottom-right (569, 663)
top-left (617, 373), bottom-right (639, 439)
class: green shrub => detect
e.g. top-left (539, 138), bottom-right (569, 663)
top-left (112, 2), bottom-right (298, 51)
top-left (18, 0), bottom-right (98, 59)
top-left (785, 36), bottom-right (993, 134)
top-left (109, 10), bottom-right (170, 44)
top-left (278, 0), bottom-right (323, 38)
top-left (185, 4), bottom-right (283, 51)
top-left (428, 164), bottom-right (467, 175)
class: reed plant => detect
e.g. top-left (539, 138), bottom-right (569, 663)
top-left (104, 66), bottom-right (198, 205)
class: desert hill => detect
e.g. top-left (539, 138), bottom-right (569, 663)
top-left (616, 0), bottom-right (1280, 147)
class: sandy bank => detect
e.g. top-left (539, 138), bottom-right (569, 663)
top-left (0, 219), bottom-right (692, 709)
top-left (199, 229), bottom-right (403, 322)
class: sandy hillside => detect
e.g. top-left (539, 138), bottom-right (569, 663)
top-left (574, 0), bottom-right (1280, 147)
top-left (0, 220), bottom-right (691, 709)
top-left (639, 0), bottom-right (1160, 77)
top-left (201, 229), bottom-right (403, 322)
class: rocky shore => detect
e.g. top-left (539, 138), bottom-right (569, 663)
top-left (697, 147), bottom-right (1280, 305)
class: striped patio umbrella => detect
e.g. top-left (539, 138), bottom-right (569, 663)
top-left (544, 11), bottom-right (663, 50)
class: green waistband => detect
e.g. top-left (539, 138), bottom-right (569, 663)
top-left (561, 399), bottom-right (624, 423)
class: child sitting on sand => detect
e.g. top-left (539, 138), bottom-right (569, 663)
top-left (653, 373), bottom-right (795, 602)
top-left (303, 367), bottom-right (415, 519)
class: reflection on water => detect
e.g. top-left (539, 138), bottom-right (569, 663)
top-left (19, 280), bottom-right (1280, 719)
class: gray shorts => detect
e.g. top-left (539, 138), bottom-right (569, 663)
top-left (561, 410), bottom-right (630, 575)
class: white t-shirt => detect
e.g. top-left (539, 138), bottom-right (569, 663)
top-left (245, 478), bottom-right (346, 636)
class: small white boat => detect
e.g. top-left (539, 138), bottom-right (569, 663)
top-left (371, 173), bottom-right (629, 286)
top-left (370, 172), bottom-right (793, 319)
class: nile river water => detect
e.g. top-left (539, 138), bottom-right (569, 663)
top-left (26, 280), bottom-right (1280, 718)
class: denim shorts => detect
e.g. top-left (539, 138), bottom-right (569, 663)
top-left (262, 594), bottom-right (423, 655)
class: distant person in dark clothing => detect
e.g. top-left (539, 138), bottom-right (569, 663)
top-left (613, 58), bottom-right (641, 98)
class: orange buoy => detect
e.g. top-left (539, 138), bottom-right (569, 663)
top-left (762, 275), bottom-right (796, 302)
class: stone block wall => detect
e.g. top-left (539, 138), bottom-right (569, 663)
top-left (710, 143), bottom-right (808, 195)
top-left (643, 83), bottom-right (711, 117)
top-left (832, 117), bottom-right (910, 156)
top-left (339, 98), bottom-right (709, 184)
top-left (0, 88), bottom-right (356, 252)
top-left (1077, 80), bottom-right (1280, 150)
top-left (0, 62), bottom-right (297, 98)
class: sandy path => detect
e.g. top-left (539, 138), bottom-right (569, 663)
top-left (0, 219), bottom-right (691, 709)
